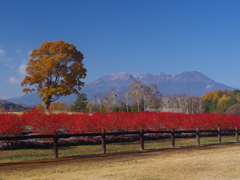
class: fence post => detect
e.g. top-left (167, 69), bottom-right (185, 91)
top-left (140, 129), bottom-right (144, 150)
top-left (171, 128), bottom-right (175, 147)
top-left (217, 127), bottom-right (221, 144)
top-left (196, 128), bottom-right (200, 145)
top-left (235, 127), bottom-right (239, 142)
top-left (53, 132), bottom-right (59, 158)
top-left (102, 129), bottom-right (106, 154)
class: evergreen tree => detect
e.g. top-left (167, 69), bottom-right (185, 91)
top-left (203, 99), bottom-right (212, 113)
top-left (71, 93), bottom-right (88, 112)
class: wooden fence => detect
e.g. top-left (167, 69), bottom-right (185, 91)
top-left (0, 127), bottom-right (239, 158)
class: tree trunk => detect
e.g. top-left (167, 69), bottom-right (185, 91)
top-left (45, 101), bottom-right (51, 110)
top-left (45, 96), bottom-right (52, 110)
top-left (126, 103), bottom-right (129, 112)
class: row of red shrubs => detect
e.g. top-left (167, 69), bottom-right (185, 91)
top-left (1, 108), bottom-right (240, 136)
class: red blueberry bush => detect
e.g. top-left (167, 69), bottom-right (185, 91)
top-left (1, 107), bottom-right (240, 136)
top-left (0, 113), bottom-right (24, 136)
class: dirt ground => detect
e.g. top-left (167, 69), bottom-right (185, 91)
top-left (1, 143), bottom-right (240, 180)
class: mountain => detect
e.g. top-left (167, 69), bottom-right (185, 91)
top-left (5, 71), bottom-right (235, 106)
top-left (0, 99), bottom-right (30, 111)
top-left (79, 71), bottom-right (235, 98)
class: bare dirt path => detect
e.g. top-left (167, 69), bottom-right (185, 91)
top-left (1, 143), bottom-right (240, 179)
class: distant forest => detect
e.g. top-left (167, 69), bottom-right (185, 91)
top-left (36, 81), bottom-right (240, 115)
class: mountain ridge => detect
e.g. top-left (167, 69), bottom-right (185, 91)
top-left (5, 71), bottom-right (235, 106)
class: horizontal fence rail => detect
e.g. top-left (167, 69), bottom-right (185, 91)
top-left (0, 127), bottom-right (239, 158)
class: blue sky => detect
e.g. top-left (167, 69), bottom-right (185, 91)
top-left (1, 0), bottom-right (240, 99)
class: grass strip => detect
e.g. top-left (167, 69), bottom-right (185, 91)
top-left (0, 135), bottom-right (237, 163)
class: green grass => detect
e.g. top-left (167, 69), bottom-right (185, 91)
top-left (175, 135), bottom-right (236, 146)
top-left (46, 110), bottom-right (77, 114)
top-left (0, 135), bottom-right (238, 163)
top-left (1, 110), bottom-right (76, 115)
top-left (0, 149), bottom-right (54, 162)
top-left (0, 112), bottom-right (23, 115)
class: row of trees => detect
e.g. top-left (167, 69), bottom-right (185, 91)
top-left (87, 81), bottom-right (160, 113)
top-left (35, 80), bottom-right (240, 115)
top-left (87, 83), bottom-right (240, 114)
top-left (87, 80), bottom-right (205, 114)
top-left (35, 78), bottom-right (240, 114)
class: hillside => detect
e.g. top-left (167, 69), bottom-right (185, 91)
top-left (0, 99), bottom-right (30, 111)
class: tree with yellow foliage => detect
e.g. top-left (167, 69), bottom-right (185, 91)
top-left (21, 40), bottom-right (87, 110)
top-left (202, 89), bottom-right (239, 113)
top-left (217, 94), bottom-right (229, 113)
